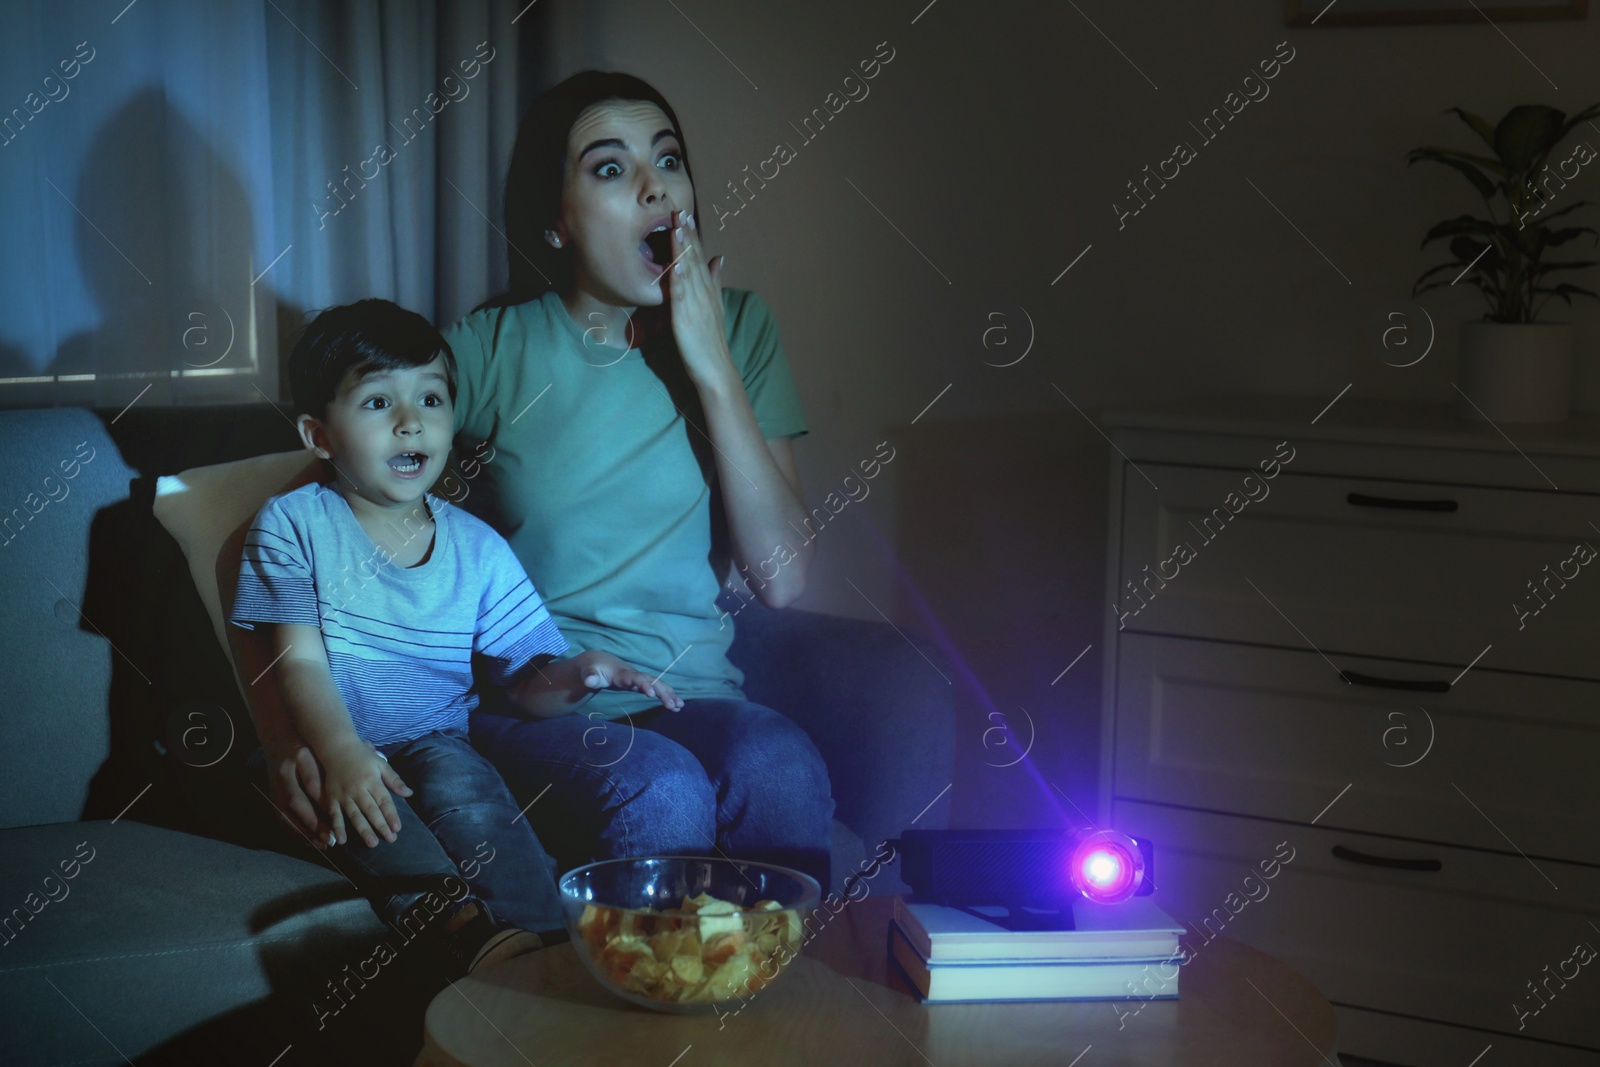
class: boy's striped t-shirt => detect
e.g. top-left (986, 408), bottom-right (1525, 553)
top-left (229, 481), bottom-right (570, 746)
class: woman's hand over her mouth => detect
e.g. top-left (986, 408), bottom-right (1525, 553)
top-left (663, 208), bottom-right (737, 389)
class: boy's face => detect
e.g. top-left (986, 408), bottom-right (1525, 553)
top-left (297, 354), bottom-right (453, 508)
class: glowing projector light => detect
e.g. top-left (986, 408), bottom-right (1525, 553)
top-left (889, 827), bottom-right (1153, 928)
top-left (1070, 830), bottom-right (1145, 904)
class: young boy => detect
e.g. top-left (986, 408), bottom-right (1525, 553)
top-left (229, 298), bottom-right (682, 977)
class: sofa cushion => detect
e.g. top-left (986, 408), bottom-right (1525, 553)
top-left (152, 449), bottom-right (320, 689)
top-left (0, 820), bottom-right (408, 1065)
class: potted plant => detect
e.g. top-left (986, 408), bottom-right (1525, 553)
top-left (1409, 102), bottom-right (1600, 423)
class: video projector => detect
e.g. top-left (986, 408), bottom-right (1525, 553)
top-left (885, 827), bottom-right (1155, 931)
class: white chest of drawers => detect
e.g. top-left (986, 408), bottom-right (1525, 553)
top-left (1096, 398), bottom-right (1600, 1066)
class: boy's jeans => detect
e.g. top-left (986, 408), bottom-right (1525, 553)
top-left (468, 697), bottom-right (837, 895)
top-left (245, 725), bottom-right (568, 963)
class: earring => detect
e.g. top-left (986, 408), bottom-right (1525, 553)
top-left (545, 230), bottom-right (562, 249)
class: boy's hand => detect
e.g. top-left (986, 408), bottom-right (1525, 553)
top-left (578, 650), bottom-right (685, 710)
top-left (319, 737), bottom-right (410, 848)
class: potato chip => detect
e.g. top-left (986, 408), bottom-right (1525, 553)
top-left (576, 888), bottom-right (804, 1004)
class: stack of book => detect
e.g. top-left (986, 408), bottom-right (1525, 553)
top-left (888, 894), bottom-right (1185, 1004)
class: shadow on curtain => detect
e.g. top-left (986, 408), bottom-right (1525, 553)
top-left (0, 0), bottom-right (547, 410)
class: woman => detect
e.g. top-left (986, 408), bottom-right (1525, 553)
top-left (441, 71), bottom-right (836, 902)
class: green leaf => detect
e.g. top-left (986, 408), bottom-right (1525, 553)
top-left (1414, 262), bottom-right (1471, 287)
top-left (1535, 282), bottom-right (1599, 301)
top-left (1407, 145), bottom-right (1508, 174)
top-left (1512, 225), bottom-right (1546, 257)
top-left (1526, 199), bottom-right (1595, 225)
top-left (1448, 235), bottom-right (1502, 267)
top-left (1407, 149), bottom-right (1498, 199)
top-left (1541, 226), bottom-right (1599, 248)
top-left (1420, 214), bottom-right (1498, 248)
top-left (1445, 107), bottom-right (1497, 150)
top-left (1552, 102), bottom-right (1600, 146)
top-left (1412, 256), bottom-right (1507, 299)
top-left (1527, 259), bottom-right (1598, 276)
top-left (1494, 105), bottom-right (1566, 173)
top-left (1532, 283), bottom-right (1599, 316)
top-left (1414, 274), bottom-right (1503, 299)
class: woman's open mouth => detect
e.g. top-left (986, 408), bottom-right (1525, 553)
top-left (388, 452), bottom-right (428, 478)
top-left (640, 219), bottom-right (672, 276)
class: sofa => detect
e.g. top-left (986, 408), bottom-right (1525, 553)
top-left (0, 403), bottom-right (958, 1066)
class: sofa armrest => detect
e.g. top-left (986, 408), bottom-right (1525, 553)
top-left (723, 592), bottom-right (958, 867)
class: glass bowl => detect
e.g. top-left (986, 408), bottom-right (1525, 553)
top-left (558, 856), bottom-right (821, 1014)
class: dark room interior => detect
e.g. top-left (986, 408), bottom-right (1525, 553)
top-left (0, 1), bottom-right (1596, 1065)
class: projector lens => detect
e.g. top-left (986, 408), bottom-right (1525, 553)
top-left (1070, 831), bottom-right (1144, 903)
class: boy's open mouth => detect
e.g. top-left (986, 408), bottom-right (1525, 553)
top-left (389, 451), bottom-right (427, 476)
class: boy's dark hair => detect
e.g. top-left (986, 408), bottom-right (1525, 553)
top-left (478, 71), bottom-right (694, 311)
top-left (287, 298), bottom-right (457, 420)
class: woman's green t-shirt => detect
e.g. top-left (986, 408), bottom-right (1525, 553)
top-left (441, 288), bottom-right (808, 719)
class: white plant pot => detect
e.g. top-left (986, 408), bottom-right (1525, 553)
top-left (1455, 321), bottom-right (1572, 424)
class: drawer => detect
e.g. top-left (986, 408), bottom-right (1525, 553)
top-left (1112, 634), bottom-right (1600, 866)
top-left (1337, 1002), bottom-right (1600, 1067)
top-left (1110, 800), bottom-right (1600, 1050)
top-left (1115, 465), bottom-right (1600, 679)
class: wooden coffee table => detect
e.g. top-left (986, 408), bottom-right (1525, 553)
top-left (415, 895), bottom-right (1341, 1066)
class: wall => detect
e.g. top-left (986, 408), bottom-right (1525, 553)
top-left (543, 0), bottom-right (1600, 829)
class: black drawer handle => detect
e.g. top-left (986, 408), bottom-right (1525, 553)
top-left (1346, 492), bottom-right (1458, 512)
top-left (1340, 670), bottom-right (1451, 693)
top-left (1331, 845), bottom-right (1442, 872)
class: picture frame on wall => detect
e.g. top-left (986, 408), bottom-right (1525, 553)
top-left (1285, 0), bottom-right (1588, 25)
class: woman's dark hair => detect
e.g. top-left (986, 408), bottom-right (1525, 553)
top-left (479, 71), bottom-right (694, 310)
top-left (287, 298), bottom-right (457, 419)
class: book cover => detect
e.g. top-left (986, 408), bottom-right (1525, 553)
top-left (887, 921), bottom-right (1182, 1005)
top-left (892, 894), bottom-right (1184, 962)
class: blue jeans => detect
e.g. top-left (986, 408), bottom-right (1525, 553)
top-left (244, 725), bottom-right (569, 958)
top-left (469, 697), bottom-right (836, 894)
